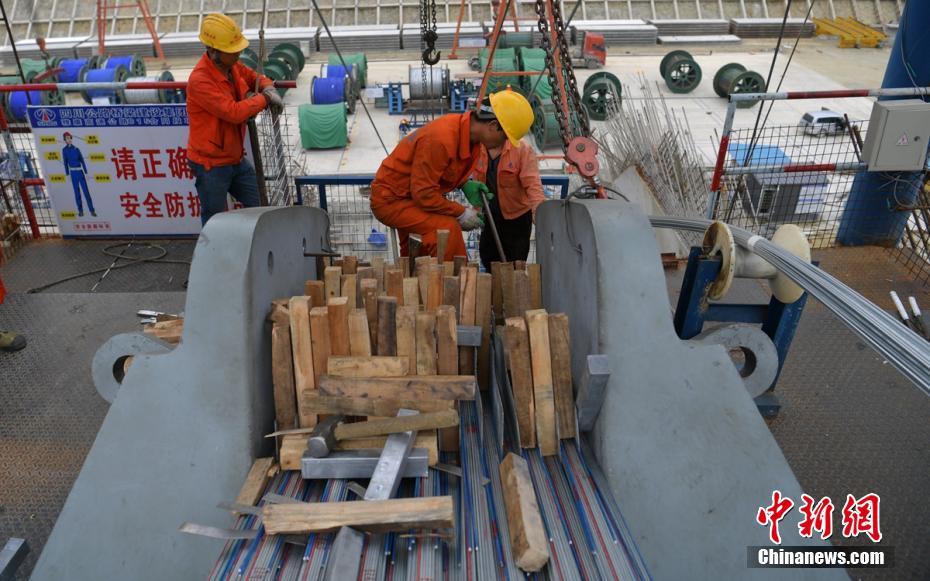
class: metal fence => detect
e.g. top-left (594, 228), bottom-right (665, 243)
top-left (294, 173), bottom-right (571, 264)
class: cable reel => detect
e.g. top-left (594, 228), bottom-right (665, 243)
top-left (713, 63), bottom-right (765, 109)
top-left (660, 50), bottom-right (702, 94)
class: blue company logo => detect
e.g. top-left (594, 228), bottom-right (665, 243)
top-left (34, 108), bottom-right (56, 123)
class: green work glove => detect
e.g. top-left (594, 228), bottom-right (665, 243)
top-left (462, 180), bottom-right (494, 207)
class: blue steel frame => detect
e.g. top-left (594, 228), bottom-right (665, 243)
top-left (673, 246), bottom-right (812, 418)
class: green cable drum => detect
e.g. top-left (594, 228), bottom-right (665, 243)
top-left (269, 43), bottom-right (305, 75)
top-left (263, 59), bottom-right (291, 96)
top-left (530, 94), bottom-right (560, 150)
top-left (479, 47), bottom-right (519, 93)
top-left (298, 102), bottom-right (348, 149)
top-left (517, 47), bottom-right (551, 99)
top-left (329, 53), bottom-right (368, 88)
top-left (500, 31), bottom-right (534, 48)
top-left (659, 50), bottom-right (702, 94)
top-left (19, 58), bottom-right (53, 82)
top-left (241, 47), bottom-right (259, 66)
top-left (713, 63), bottom-right (765, 109)
top-left (582, 71), bottom-right (622, 121)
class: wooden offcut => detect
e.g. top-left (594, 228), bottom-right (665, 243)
top-left (426, 265), bottom-right (443, 313)
top-left (288, 296), bottom-right (317, 428)
top-left (385, 268), bottom-right (404, 305)
top-left (459, 266), bottom-right (477, 374)
top-left (279, 433), bottom-right (307, 470)
top-left (527, 263), bottom-right (542, 310)
top-left (453, 255), bottom-right (466, 276)
top-left (442, 276), bottom-right (460, 316)
top-left (403, 277), bottom-right (420, 308)
top-left (236, 457), bottom-right (276, 507)
top-left (377, 296), bottom-right (398, 356)
top-left (500, 453), bottom-right (549, 572)
top-left (525, 310), bottom-right (557, 456)
top-left (347, 309), bottom-right (372, 357)
top-left (318, 375), bottom-right (476, 401)
top-left (341, 274), bottom-right (357, 309)
top-left (436, 229), bottom-right (449, 263)
top-left (268, 299), bottom-right (290, 326)
top-left (416, 312), bottom-right (438, 375)
top-left (342, 255), bottom-right (358, 275)
top-left (328, 356), bottom-right (408, 377)
top-left (304, 280), bottom-right (325, 308)
top-left (396, 306), bottom-right (417, 377)
top-left (327, 297), bottom-right (351, 357)
top-left (503, 318), bottom-right (536, 448)
top-left (324, 266), bottom-right (342, 300)
top-left (436, 305), bottom-right (459, 375)
top-left (397, 256), bottom-right (411, 278)
top-left (499, 263), bottom-right (516, 319)
top-left (338, 431), bottom-right (439, 466)
top-left (301, 392), bottom-right (453, 417)
top-left (334, 409), bottom-right (459, 440)
top-left (271, 323), bottom-right (298, 431)
top-left (262, 497), bottom-right (455, 535)
top-left (513, 270), bottom-right (531, 318)
top-left (308, 307), bottom-right (331, 386)
top-left (476, 273), bottom-right (493, 391)
top-left (142, 318), bottom-right (183, 344)
top-left (361, 279), bottom-right (379, 347)
top-left (548, 313), bottom-right (576, 439)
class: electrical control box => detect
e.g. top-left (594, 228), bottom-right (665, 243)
top-left (861, 99), bottom-right (930, 172)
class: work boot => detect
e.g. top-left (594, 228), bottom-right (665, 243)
top-left (0, 331), bottom-right (26, 352)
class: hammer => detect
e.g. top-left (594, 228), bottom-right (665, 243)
top-left (408, 233), bottom-right (423, 261)
top-left (306, 414), bottom-right (345, 458)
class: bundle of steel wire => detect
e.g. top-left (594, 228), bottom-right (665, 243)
top-left (649, 215), bottom-right (930, 397)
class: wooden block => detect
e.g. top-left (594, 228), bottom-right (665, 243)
top-left (262, 497), bottom-right (455, 535)
top-left (396, 306), bottom-right (417, 377)
top-left (303, 280), bottom-right (325, 308)
top-left (443, 263), bottom-right (454, 277)
top-left (397, 256), bottom-right (411, 278)
top-left (403, 277), bottom-right (420, 308)
top-left (302, 392), bottom-right (454, 417)
top-left (341, 274), bottom-right (358, 309)
top-left (324, 266), bottom-right (342, 301)
top-left (142, 318), bottom-right (183, 344)
top-left (328, 356), bottom-right (408, 377)
top-left (414, 255), bottom-right (431, 276)
top-left (361, 279), bottom-right (379, 348)
top-left (548, 313), bottom-right (576, 439)
top-left (377, 296), bottom-right (398, 356)
top-left (416, 312), bottom-right (438, 375)
top-left (503, 317), bottom-right (536, 448)
top-left (342, 255), bottom-right (358, 275)
top-left (476, 273), bottom-right (493, 391)
top-left (371, 256), bottom-right (385, 292)
top-left (308, 307), bottom-right (331, 388)
top-left (459, 266), bottom-right (477, 374)
top-left (357, 266), bottom-right (375, 282)
top-left (385, 268), bottom-right (404, 305)
top-left (436, 229), bottom-right (450, 263)
top-left (334, 409), bottom-right (458, 440)
top-left (327, 297), bottom-right (351, 357)
top-left (268, 299), bottom-right (290, 326)
top-left (271, 323), bottom-right (298, 431)
top-left (442, 276), bottom-right (460, 317)
top-left (513, 270), bottom-right (531, 317)
top-left (500, 263), bottom-right (516, 319)
top-left (236, 457), bottom-right (276, 507)
top-left (338, 431), bottom-right (439, 466)
top-left (319, 375), bottom-right (476, 401)
top-left (436, 305), bottom-right (459, 375)
top-left (288, 296), bottom-right (317, 428)
top-left (417, 268), bottom-right (430, 310)
top-left (500, 453), bottom-right (550, 572)
top-left (426, 265), bottom-right (443, 313)
top-left (347, 309), bottom-right (372, 357)
top-left (527, 263), bottom-right (542, 310)
top-left (279, 433), bottom-right (306, 470)
top-left (452, 256), bottom-right (466, 276)
top-left (514, 260), bottom-right (526, 271)
top-left (525, 310), bottom-right (557, 456)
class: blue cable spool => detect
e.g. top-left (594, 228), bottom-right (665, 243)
top-left (324, 64), bottom-right (352, 79)
top-left (311, 75), bottom-right (348, 106)
top-left (104, 54), bottom-right (146, 77)
top-left (58, 58), bottom-right (92, 83)
top-left (7, 90), bottom-right (45, 122)
top-left (82, 65), bottom-right (129, 104)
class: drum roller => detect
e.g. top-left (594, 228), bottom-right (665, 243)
top-left (81, 65), bottom-right (129, 104)
top-left (582, 71), bottom-right (622, 121)
top-left (530, 94), bottom-right (560, 150)
top-left (659, 50), bottom-right (702, 94)
top-left (713, 63), bottom-right (765, 109)
top-left (311, 75), bottom-right (354, 114)
top-left (103, 55), bottom-right (146, 78)
top-left (518, 47), bottom-right (551, 99)
top-left (124, 71), bottom-right (183, 104)
top-left (5, 90), bottom-right (58, 122)
top-left (263, 59), bottom-right (292, 96)
top-left (328, 53), bottom-right (368, 88)
top-left (500, 31), bottom-right (534, 48)
top-left (408, 66), bottom-right (450, 100)
top-left (478, 47), bottom-right (519, 93)
top-left (240, 47), bottom-right (259, 70)
top-left (269, 43), bottom-right (305, 76)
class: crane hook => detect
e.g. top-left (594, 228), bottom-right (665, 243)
top-left (422, 47), bottom-right (441, 66)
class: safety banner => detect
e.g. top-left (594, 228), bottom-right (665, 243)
top-left (28, 104), bottom-right (206, 237)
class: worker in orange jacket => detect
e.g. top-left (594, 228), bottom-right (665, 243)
top-left (370, 90), bottom-right (534, 261)
top-left (471, 139), bottom-right (546, 270)
top-left (186, 13), bottom-right (284, 225)
top-left (0, 275), bottom-right (26, 352)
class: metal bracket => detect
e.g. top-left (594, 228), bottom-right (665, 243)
top-left (364, 409), bottom-right (419, 500)
top-left (301, 449), bottom-right (429, 480)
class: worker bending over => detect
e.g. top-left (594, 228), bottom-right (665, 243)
top-left (370, 89), bottom-right (533, 260)
top-left (186, 13), bottom-right (284, 225)
top-left (470, 133), bottom-right (546, 271)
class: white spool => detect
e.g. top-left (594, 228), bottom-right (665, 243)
top-left (408, 66), bottom-right (448, 100)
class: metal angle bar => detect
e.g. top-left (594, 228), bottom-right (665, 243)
top-left (179, 523), bottom-right (258, 540)
top-left (323, 526), bottom-right (365, 581)
top-left (216, 501), bottom-right (263, 516)
top-left (0, 538), bottom-right (28, 581)
top-left (302, 449), bottom-right (429, 480)
top-left (364, 409), bottom-right (419, 500)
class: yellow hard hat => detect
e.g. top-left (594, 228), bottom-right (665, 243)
top-left (199, 13), bottom-right (249, 53)
top-left (489, 88), bottom-right (534, 147)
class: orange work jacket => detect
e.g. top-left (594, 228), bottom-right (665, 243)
top-left (472, 140), bottom-right (547, 220)
top-left (186, 53), bottom-right (272, 170)
top-left (371, 112), bottom-right (481, 217)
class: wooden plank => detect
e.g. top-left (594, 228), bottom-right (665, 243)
top-left (442, 276), bottom-right (460, 317)
top-left (397, 256), bottom-right (411, 278)
top-left (415, 312), bottom-right (438, 375)
top-left (527, 263), bottom-right (542, 310)
top-left (403, 277), bottom-right (420, 308)
top-left (443, 263), bottom-right (454, 277)
top-left (500, 453), bottom-right (550, 572)
top-left (514, 260), bottom-right (526, 271)
top-left (459, 266), bottom-right (477, 374)
top-left (347, 309), bottom-right (372, 357)
top-left (361, 279), bottom-right (379, 348)
top-left (513, 270), bottom-right (531, 318)
top-left (279, 434), bottom-right (306, 470)
top-left (385, 268), bottom-right (404, 305)
top-left (319, 375), bottom-right (476, 401)
top-left (324, 266), bottom-right (342, 301)
top-left (142, 318), bottom-right (183, 344)
top-left (426, 265), bottom-right (443, 313)
top-left (308, 307), bottom-right (331, 388)
top-left (236, 457), bottom-right (276, 507)
top-left (304, 280), bottom-right (325, 308)
top-left (328, 356), bottom-right (408, 377)
top-left (436, 229), bottom-right (449, 263)
top-left (525, 310), bottom-right (557, 456)
top-left (327, 297), bottom-right (351, 357)
top-left (414, 255), bottom-right (431, 276)
top-left (341, 274), bottom-right (358, 309)
top-left (357, 266), bottom-right (375, 282)
top-left (436, 305), bottom-right (459, 375)
top-left (302, 392), bottom-right (454, 417)
top-left (500, 263), bottom-right (517, 319)
top-left (371, 256), bottom-right (385, 292)
top-left (453, 255), bottom-right (467, 276)
top-left (334, 409), bottom-right (459, 440)
top-left (396, 306), bottom-right (417, 377)
top-left (548, 313), bottom-right (576, 439)
top-left (338, 431), bottom-right (439, 466)
top-left (288, 296), bottom-right (317, 428)
top-left (262, 497), bottom-right (455, 535)
top-left (268, 299), bottom-right (290, 326)
top-left (491, 262), bottom-right (504, 320)
top-left (376, 296), bottom-right (398, 356)
top-left (503, 317), bottom-right (536, 448)
top-left (271, 323), bottom-right (298, 430)
top-left (342, 255), bottom-right (358, 275)
top-left (476, 273), bottom-right (493, 391)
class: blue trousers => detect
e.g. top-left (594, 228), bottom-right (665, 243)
top-left (69, 170), bottom-right (94, 214)
top-left (189, 158), bottom-right (261, 225)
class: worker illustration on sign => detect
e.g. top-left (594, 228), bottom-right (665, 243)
top-left (62, 131), bottom-right (96, 217)
top-left (470, 132), bottom-right (546, 271)
top-left (186, 13), bottom-right (284, 225)
top-left (370, 88), bottom-right (534, 260)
